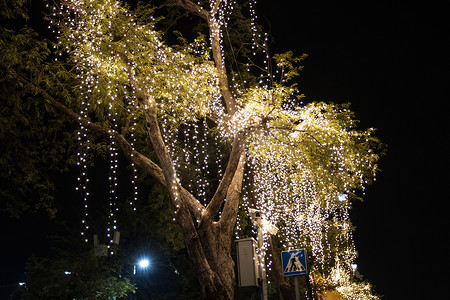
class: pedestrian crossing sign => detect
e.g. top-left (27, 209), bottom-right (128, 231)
top-left (281, 249), bottom-right (308, 276)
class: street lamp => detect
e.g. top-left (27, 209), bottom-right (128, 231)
top-left (351, 263), bottom-right (358, 276)
top-left (134, 258), bottom-right (151, 275)
top-left (138, 258), bottom-right (150, 269)
top-left (248, 208), bottom-right (278, 300)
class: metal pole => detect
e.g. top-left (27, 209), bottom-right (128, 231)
top-left (294, 276), bottom-right (301, 300)
top-left (257, 222), bottom-right (268, 300)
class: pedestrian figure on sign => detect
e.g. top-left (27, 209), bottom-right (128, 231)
top-left (289, 256), bottom-right (298, 272)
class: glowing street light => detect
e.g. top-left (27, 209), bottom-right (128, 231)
top-left (133, 258), bottom-right (151, 275)
top-left (138, 259), bottom-right (150, 269)
top-left (351, 263), bottom-right (358, 276)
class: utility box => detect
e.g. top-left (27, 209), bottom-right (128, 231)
top-left (235, 238), bottom-right (259, 287)
top-left (94, 244), bottom-right (108, 257)
top-left (93, 234), bottom-right (108, 257)
top-left (113, 231), bottom-right (120, 245)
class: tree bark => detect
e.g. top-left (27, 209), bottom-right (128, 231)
top-left (197, 152), bottom-right (245, 299)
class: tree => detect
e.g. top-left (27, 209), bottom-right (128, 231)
top-left (0, 0), bottom-right (76, 217)
top-left (27, 251), bottom-right (136, 299)
top-left (23, 180), bottom-right (202, 299)
top-left (2, 0), bottom-right (382, 298)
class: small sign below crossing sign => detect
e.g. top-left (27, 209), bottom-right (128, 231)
top-left (281, 249), bottom-right (308, 276)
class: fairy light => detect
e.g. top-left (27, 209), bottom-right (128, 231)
top-left (75, 63), bottom-right (93, 243)
top-left (107, 100), bottom-right (119, 255)
top-left (239, 99), bottom-right (379, 282)
top-left (127, 89), bottom-right (138, 211)
top-left (76, 120), bottom-right (90, 243)
top-left (52, 1), bottom-right (381, 296)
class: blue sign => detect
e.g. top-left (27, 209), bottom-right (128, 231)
top-left (281, 249), bottom-right (308, 276)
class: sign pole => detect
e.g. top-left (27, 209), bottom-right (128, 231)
top-left (293, 276), bottom-right (301, 300)
top-left (257, 221), bottom-right (268, 300)
top-left (281, 249), bottom-right (308, 300)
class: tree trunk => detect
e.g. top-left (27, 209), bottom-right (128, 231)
top-left (195, 224), bottom-right (234, 299)
top-left (142, 96), bottom-right (241, 298)
top-left (195, 152), bottom-right (245, 299)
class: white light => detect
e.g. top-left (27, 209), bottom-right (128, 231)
top-left (338, 193), bottom-right (348, 202)
top-left (351, 263), bottom-right (357, 270)
top-left (138, 258), bottom-right (150, 269)
top-left (64, 271), bottom-right (72, 275)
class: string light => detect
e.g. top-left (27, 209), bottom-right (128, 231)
top-left (107, 98), bottom-right (119, 255)
top-left (75, 64), bottom-right (93, 243)
top-left (52, 1), bottom-right (380, 297)
top-left (76, 120), bottom-right (90, 243)
top-left (126, 89), bottom-right (138, 211)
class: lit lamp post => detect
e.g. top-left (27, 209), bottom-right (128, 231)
top-left (351, 263), bottom-right (358, 277)
top-left (131, 258), bottom-right (151, 300)
top-left (133, 258), bottom-right (151, 275)
top-left (248, 209), bottom-right (278, 300)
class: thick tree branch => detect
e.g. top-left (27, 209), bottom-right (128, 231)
top-left (210, 0), bottom-right (222, 16)
top-left (161, 0), bottom-right (209, 19)
top-left (201, 130), bottom-right (245, 225)
top-left (218, 151), bottom-right (245, 232)
top-left (162, 0), bottom-right (237, 115)
top-left (29, 79), bottom-right (168, 188)
top-left (118, 51), bottom-right (205, 220)
top-left (25, 82), bottom-right (216, 286)
top-left (19, 75), bottom-right (205, 220)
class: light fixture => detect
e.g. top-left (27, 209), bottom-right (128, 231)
top-left (351, 263), bottom-right (358, 276)
top-left (134, 258), bottom-right (151, 275)
top-left (138, 258), bottom-right (150, 269)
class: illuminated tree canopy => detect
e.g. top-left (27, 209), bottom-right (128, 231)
top-left (2, 0), bottom-right (383, 298)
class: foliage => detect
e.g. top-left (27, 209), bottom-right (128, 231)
top-left (2, 0), bottom-right (384, 298)
top-left (330, 266), bottom-right (380, 300)
top-left (24, 178), bottom-right (202, 299)
top-left (0, 0), bottom-right (28, 20)
top-left (95, 277), bottom-right (136, 299)
top-left (26, 246), bottom-right (136, 299)
top-left (51, 0), bottom-right (221, 131)
top-left (0, 1), bottom-right (78, 217)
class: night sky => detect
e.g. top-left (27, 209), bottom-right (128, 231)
top-left (1, 1), bottom-right (443, 299)
top-left (260, 1), bottom-right (444, 299)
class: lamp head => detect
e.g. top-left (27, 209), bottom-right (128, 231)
top-left (138, 258), bottom-right (150, 269)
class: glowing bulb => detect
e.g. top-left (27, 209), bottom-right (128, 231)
top-left (138, 258), bottom-right (150, 269)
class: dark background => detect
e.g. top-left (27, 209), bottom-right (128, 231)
top-left (2, 1), bottom-right (445, 299)
top-left (260, 1), bottom-right (446, 299)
